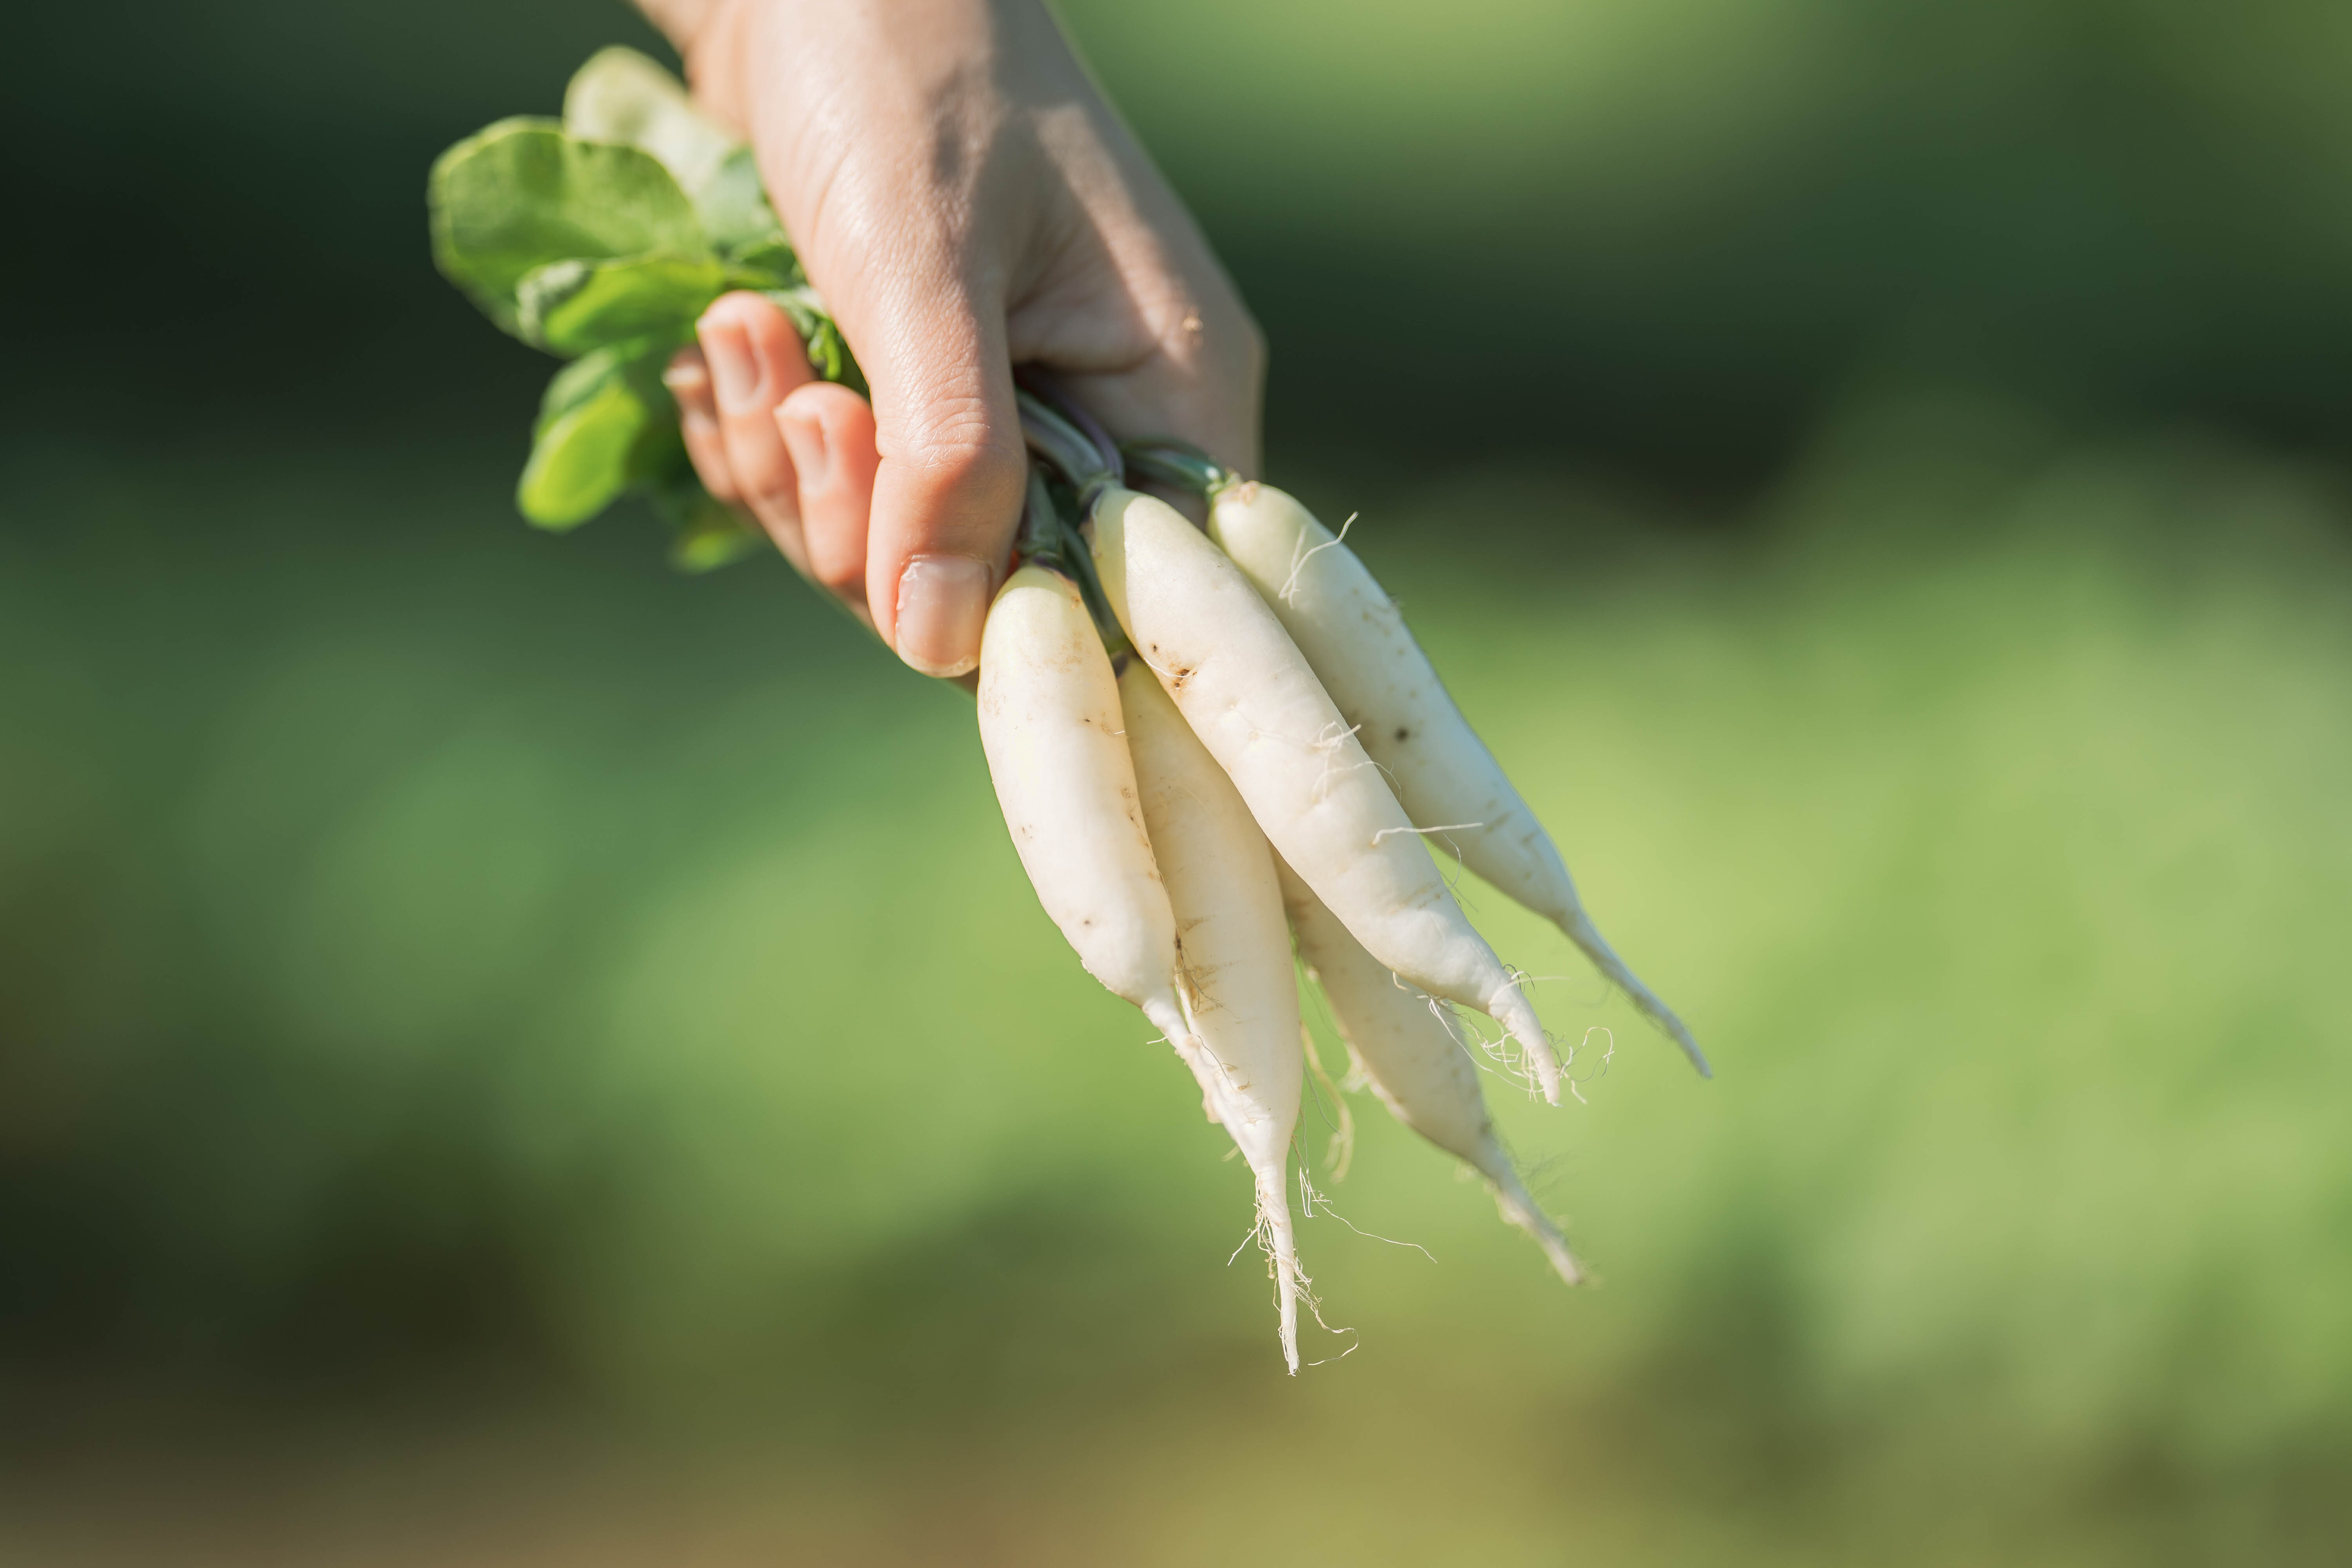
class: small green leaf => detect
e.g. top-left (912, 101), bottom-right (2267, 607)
top-left (518, 344), bottom-right (664, 528)
top-left (724, 241), bottom-right (804, 290)
top-left (654, 479), bottom-right (766, 573)
top-left (564, 50), bottom-right (789, 260)
top-left (622, 387), bottom-right (693, 493)
top-left (516, 252), bottom-right (726, 355)
top-left (765, 288), bottom-right (865, 394)
top-left (698, 146), bottom-right (789, 255)
top-left (536, 341), bottom-right (636, 429)
top-left (429, 118), bottom-right (707, 339)
top-left (564, 47), bottom-right (735, 194)
top-left (672, 517), bottom-right (764, 572)
top-left (519, 377), bottom-right (644, 528)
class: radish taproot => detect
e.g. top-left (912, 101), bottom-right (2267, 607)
top-left (1138, 454), bottom-right (1708, 1079)
top-left (1278, 860), bottom-right (1584, 1285)
top-left (975, 564), bottom-right (1197, 1067)
top-left (1120, 659), bottom-right (1310, 1372)
top-left (1084, 484), bottom-right (1568, 1105)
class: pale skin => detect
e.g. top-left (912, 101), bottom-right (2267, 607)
top-left (633, 0), bottom-right (1264, 675)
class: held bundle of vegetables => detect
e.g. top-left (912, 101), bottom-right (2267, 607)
top-left (428, 47), bottom-right (855, 570)
top-left (429, 47), bottom-right (1707, 1374)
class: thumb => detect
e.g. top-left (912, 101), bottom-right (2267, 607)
top-left (833, 268), bottom-right (1028, 679)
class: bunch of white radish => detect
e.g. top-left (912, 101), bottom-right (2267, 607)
top-left (986, 392), bottom-right (1707, 1371)
top-left (432, 48), bottom-right (1706, 1376)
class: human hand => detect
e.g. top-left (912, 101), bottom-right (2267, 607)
top-left (636, 0), bottom-right (1263, 676)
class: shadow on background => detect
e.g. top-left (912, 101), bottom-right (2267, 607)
top-left (3, 2), bottom-right (2348, 1564)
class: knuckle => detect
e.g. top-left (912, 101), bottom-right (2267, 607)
top-left (900, 398), bottom-right (1026, 495)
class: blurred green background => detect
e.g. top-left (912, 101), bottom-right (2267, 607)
top-left (4, 1), bottom-right (2349, 1563)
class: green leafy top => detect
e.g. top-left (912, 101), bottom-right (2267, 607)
top-left (429, 118), bottom-right (706, 338)
top-left (427, 48), bottom-right (855, 569)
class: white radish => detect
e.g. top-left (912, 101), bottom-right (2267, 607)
top-left (1209, 482), bottom-right (1709, 1078)
top-left (975, 565), bottom-right (1196, 1066)
top-left (1278, 860), bottom-right (1584, 1286)
top-left (1120, 660), bottom-right (1309, 1372)
top-left (1087, 487), bottom-right (1566, 1104)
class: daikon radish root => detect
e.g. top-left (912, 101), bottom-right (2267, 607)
top-left (1120, 660), bottom-right (1310, 1372)
top-left (1085, 485), bottom-right (1568, 1104)
top-left (1203, 478), bottom-right (1709, 1079)
top-left (1277, 860), bottom-right (1584, 1285)
top-left (976, 565), bottom-right (1197, 1067)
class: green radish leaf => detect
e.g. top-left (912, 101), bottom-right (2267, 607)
top-left (697, 146), bottom-right (789, 255)
top-left (671, 511), bottom-right (765, 573)
top-left (563, 50), bottom-right (789, 260)
top-left (653, 477), bottom-right (766, 573)
top-left (535, 340), bottom-right (637, 430)
top-left (766, 289), bottom-right (864, 394)
top-left (725, 240), bottom-right (804, 290)
top-left (518, 342), bottom-right (677, 528)
top-left (622, 383), bottom-right (694, 492)
top-left (519, 376), bottom-right (646, 528)
top-left (564, 47), bottom-right (735, 196)
top-left (436, 48), bottom-right (860, 563)
top-left (429, 118), bottom-right (708, 339)
top-left (516, 252), bottom-right (726, 355)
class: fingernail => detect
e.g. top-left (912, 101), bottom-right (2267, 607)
top-left (661, 349), bottom-right (708, 396)
top-left (893, 555), bottom-right (993, 678)
top-left (701, 319), bottom-right (757, 411)
top-left (779, 404), bottom-right (830, 491)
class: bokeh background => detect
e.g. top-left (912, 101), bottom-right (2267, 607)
top-left (5, 1), bottom-right (2350, 1562)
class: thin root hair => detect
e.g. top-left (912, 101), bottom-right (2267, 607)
top-left (1284, 1220), bottom-right (1358, 1351)
top-left (1428, 990), bottom-right (1545, 1099)
top-left (1563, 1025), bottom-right (1617, 1092)
top-left (1229, 1181), bottom-right (1341, 1365)
top-left (1298, 1170), bottom-right (1437, 1263)
top-left (1514, 965), bottom-right (1615, 1011)
top-left (1369, 820), bottom-right (1485, 847)
top-left (1377, 971), bottom-right (1542, 1097)
top-left (1521, 1023), bottom-right (1617, 1106)
top-left (1301, 719), bottom-right (1379, 804)
top-left (1298, 1022), bottom-right (1357, 1180)
top-left (1277, 511), bottom-right (1357, 605)
top-left (1438, 847), bottom-right (1477, 904)
top-left (1227, 1205), bottom-right (1268, 1267)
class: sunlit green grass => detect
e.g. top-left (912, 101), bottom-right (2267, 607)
top-left (3, 399), bottom-right (2347, 1561)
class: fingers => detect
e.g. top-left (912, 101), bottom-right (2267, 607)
top-left (662, 347), bottom-right (740, 505)
top-left (690, 292), bottom-right (817, 566)
top-left (670, 296), bottom-right (894, 639)
top-left (777, 381), bottom-right (880, 624)
top-left (675, 278), bottom-right (1044, 681)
